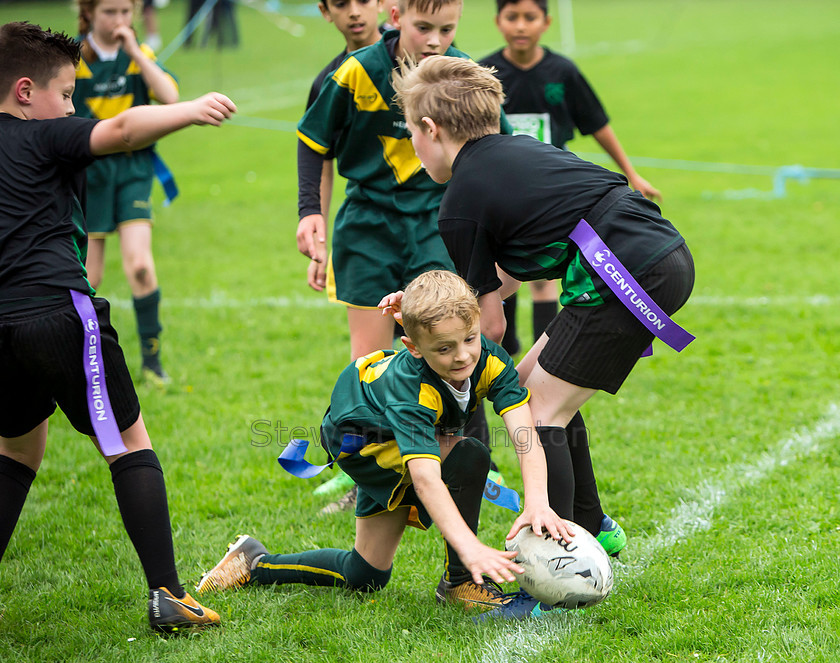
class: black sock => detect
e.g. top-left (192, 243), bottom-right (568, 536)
top-left (109, 449), bottom-right (183, 597)
top-left (501, 293), bottom-right (520, 356)
top-left (568, 412), bottom-right (605, 535)
top-left (532, 300), bottom-right (558, 342)
top-left (536, 426), bottom-right (574, 519)
top-left (0, 454), bottom-right (37, 563)
top-left (440, 438), bottom-right (490, 585)
top-left (463, 405), bottom-right (498, 471)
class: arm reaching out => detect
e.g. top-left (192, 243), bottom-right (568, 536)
top-left (89, 93), bottom-right (236, 156)
top-left (501, 403), bottom-right (575, 543)
top-left (408, 457), bottom-right (523, 585)
top-left (592, 124), bottom-right (661, 202)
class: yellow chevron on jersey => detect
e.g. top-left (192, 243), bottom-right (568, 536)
top-left (76, 59), bottom-right (93, 79)
top-left (86, 94), bottom-right (134, 120)
top-left (379, 135), bottom-right (423, 185)
top-left (331, 56), bottom-right (389, 113)
top-left (357, 351), bottom-right (397, 384)
top-left (418, 383), bottom-right (444, 423)
top-left (475, 354), bottom-right (507, 400)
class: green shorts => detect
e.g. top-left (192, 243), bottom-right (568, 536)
top-left (86, 151), bottom-right (154, 236)
top-left (327, 198), bottom-right (455, 308)
top-left (322, 421), bottom-right (433, 531)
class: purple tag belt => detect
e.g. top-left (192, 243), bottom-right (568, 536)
top-left (70, 290), bottom-right (128, 456)
top-left (568, 219), bottom-right (695, 352)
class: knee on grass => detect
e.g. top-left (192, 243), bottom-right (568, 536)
top-left (344, 548), bottom-right (392, 592)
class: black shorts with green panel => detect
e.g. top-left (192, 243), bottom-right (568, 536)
top-left (319, 339), bottom-right (528, 528)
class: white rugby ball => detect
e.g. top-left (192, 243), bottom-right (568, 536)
top-left (505, 522), bottom-right (614, 608)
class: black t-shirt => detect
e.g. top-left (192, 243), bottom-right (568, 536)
top-left (0, 113), bottom-right (98, 310)
top-left (479, 48), bottom-right (608, 149)
top-left (438, 134), bottom-right (683, 306)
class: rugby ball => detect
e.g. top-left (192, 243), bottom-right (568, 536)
top-left (505, 522), bottom-right (614, 608)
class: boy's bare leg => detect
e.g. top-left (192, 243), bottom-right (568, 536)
top-left (523, 361), bottom-right (594, 429)
top-left (85, 236), bottom-right (107, 290)
top-left (95, 413), bottom-right (154, 464)
top-left (353, 508), bottom-right (409, 571)
top-left (118, 222), bottom-right (158, 297)
top-left (347, 307), bottom-right (395, 360)
top-left (0, 419), bottom-right (48, 471)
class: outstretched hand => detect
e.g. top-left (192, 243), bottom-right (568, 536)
top-left (190, 93), bottom-right (237, 126)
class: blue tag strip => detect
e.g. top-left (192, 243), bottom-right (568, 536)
top-left (279, 436), bottom-right (522, 511)
top-left (483, 479), bottom-right (521, 512)
top-left (151, 151), bottom-right (178, 206)
top-left (277, 434), bottom-right (365, 478)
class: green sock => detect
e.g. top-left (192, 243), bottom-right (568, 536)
top-left (134, 289), bottom-right (162, 368)
top-left (252, 547), bottom-right (390, 591)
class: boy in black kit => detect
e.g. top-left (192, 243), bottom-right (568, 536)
top-left (481, 0), bottom-right (661, 354)
top-left (0, 21), bottom-right (236, 634)
top-left (385, 55), bottom-right (695, 618)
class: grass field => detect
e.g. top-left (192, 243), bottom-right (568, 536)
top-left (1, 0), bottom-right (840, 661)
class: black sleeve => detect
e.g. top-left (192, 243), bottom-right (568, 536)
top-left (297, 139), bottom-right (324, 219)
top-left (438, 217), bottom-right (503, 296)
top-left (566, 67), bottom-right (609, 136)
top-left (43, 116), bottom-right (98, 169)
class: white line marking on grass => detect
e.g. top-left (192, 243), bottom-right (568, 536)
top-left (106, 293), bottom-right (332, 310)
top-left (689, 295), bottom-right (839, 307)
top-left (102, 293), bottom-right (839, 311)
top-left (480, 403), bottom-right (840, 663)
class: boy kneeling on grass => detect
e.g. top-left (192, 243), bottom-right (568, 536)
top-left (197, 270), bottom-right (573, 612)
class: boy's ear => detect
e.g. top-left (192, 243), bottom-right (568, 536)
top-left (421, 116), bottom-right (439, 139)
top-left (402, 336), bottom-right (423, 358)
top-left (15, 78), bottom-right (34, 105)
top-left (318, 2), bottom-right (333, 22)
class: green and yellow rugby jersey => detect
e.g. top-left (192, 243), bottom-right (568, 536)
top-left (72, 42), bottom-right (178, 125)
top-left (323, 336), bottom-right (529, 464)
top-left (297, 31), bottom-right (467, 215)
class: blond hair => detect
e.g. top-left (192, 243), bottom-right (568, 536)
top-left (392, 56), bottom-right (504, 143)
top-left (397, 0), bottom-right (461, 14)
top-left (401, 270), bottom-right (480, 340)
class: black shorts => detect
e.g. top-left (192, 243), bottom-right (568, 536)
top-left (0, 296), bottom-right (141, 438)
top-left (539, 243), bottom-right (695, 394)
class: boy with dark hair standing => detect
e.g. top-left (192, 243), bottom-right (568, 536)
top-left (0, 20), bottom-right (236, 633)
top-left (481, 0), bottom-right (661, 354)
top-left (303, 0), bottom-right (385, 503)
top-left (387, 55), bottom-right (695, 617)
top-left (197, 270), bottom-right (573, 611)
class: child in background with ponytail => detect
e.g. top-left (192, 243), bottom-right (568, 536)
top-left (73, 0), bottom-right (178, 385)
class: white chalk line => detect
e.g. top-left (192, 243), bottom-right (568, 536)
top-left (480, 403), bottom-right (840, 663)
top-left (103, 293), bottom-right (839, 311)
